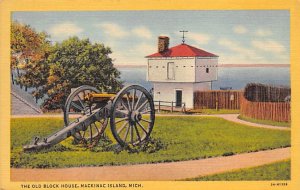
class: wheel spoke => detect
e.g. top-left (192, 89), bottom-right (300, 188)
top-left (130, 123), bottom-right (134, 144)
top-left (82, 130), bottom-right (86, 138)
top-left (131, 89), bottom-right (136, 111)
top-left (123, 124), bottom-right (130, 142)
top-left (71, 102), bottom-right (84, 111)
top-left (93, 123), bottom-right (99, 134)
top-left (116, 109), bottom-right (129, 115)
top-left (89, 125), bottom-right (93, 143)
top-left (137, 121), bottom-right (148, 135)
top-left (99, 120), bottom-right (105, 128)
top-left (134, 91), bottom-right (144, 110)
top-left (134, 123), bottom-right (142, 143)
top-left (117, 121), bottom-right (129, 134)
top-left (125, 93), bottom-right (131, 111)
top-left (115, 118), bottom-right (128, 124)
top-left (121, 100), bottom-right (130, 111)
top-left (137, 99), bottom-right (149, 112)
top-left (140, 109), bottom-right (151, 114)
top-left (77, 95), bottom-right (86, 110)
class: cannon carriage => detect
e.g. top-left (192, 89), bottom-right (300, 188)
top-left (24, 85), bottom-right (155, 151)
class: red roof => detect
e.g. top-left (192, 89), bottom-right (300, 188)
top-left (146, 43), bottom-right (218, 58)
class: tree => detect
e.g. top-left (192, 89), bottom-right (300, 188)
top-left (42, 37), bottom-right (123, 110)
top-left (11, 21), bottom-right (51, 98)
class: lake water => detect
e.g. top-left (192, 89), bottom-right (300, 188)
top-left (15, 66), bottom-right (290, 106)
top-left (118, 66), bottom-right (290, 90)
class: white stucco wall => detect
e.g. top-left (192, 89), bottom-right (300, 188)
top-left (152, 82), bottom-right (209, 109)
top-left (193, 82), bottom-right (212, 91)
top-left (147, 56), bottom-right (218, 109)
top-left (195, 57), bottom-right (218, 82)
top-left (147, 57), bottom-right (196, 82)
top-left (153, 82), bottom-right (194, 108)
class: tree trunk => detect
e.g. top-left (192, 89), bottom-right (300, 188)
top-left (11, 73), bottom-right (14, 84)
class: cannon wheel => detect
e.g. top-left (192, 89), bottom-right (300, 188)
top-left (110, 85), bottom-right (155, 147)
top-left (64, 85), bottom-right (108, 147)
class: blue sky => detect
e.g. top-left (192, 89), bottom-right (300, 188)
top-left (12, 10), bottom-right (290, 65)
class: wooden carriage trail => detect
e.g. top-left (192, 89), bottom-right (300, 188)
top-left (11, 114), bottom-right (290, 181)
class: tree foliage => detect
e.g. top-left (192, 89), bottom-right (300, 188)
top-left (42, 37), bottom-right (122, 110)
top-left (11, 21), bottom-right (51, 101)
top-left (11, 22), bottom-right (123, 110)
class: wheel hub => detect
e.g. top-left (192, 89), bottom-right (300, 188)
top-left (129, 111), bottom-right (142, 124)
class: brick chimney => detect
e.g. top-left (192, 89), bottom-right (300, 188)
top-left (158, 36), bottom-right (169, 52)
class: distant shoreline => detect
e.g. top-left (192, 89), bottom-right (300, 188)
top-left (115, 65), bottom-right (147, 68)
top-left (218, 64), bottom-right (290, 67)
top-left (115, 64), bottom-right (290, 68)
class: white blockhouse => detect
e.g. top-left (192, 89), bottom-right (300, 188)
top-left (146, 36), bottom-right (218, 109)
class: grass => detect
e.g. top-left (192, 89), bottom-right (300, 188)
top-left (11, 116), bottom-right (290, 168)
top-left (185, 159), bottom-right (290, 181)
top-left (238, 115), bottom-right (290, 127)
top-left (187, 109), bottom-right (240, 114)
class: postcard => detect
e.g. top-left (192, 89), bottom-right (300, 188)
top-left (1, 0), bottom-right (300, 190)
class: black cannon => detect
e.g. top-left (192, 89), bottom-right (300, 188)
top-left (24, 85), bottom-right (155, 151)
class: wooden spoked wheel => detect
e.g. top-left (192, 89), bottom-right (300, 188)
top-left (64, 85), bottom-right (108, 147)
top-left (110, 85), bottom-right (155, 147)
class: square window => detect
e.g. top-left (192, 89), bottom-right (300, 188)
top-left (167, 62), bottom-right (175, 80)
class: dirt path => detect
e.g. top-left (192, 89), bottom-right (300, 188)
top-left (205, 114), bottom-right (290, 131)
top-left (11, 147), bottom-right (290, 181)
top-left (151, 114), bottom-right (290, 131)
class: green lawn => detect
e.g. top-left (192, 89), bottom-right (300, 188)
top-left (185, 159), bottom-right (290, 181)
top-left (11, 116), bottom-right (290, 168)
top-left (238, 115), bottom-right (290, 127)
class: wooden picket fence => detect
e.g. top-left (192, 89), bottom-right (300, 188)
top-left (194, 83), bottom-right (290, 122)
top-left (194, 90), bottom-right (243, 110)
top-left (244, 83), bottom-right (290, 102)
top-left (240, 96), bottom-right (290, 122)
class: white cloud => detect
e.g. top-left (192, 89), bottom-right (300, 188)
top-left (218, 38), bottom-right (288, 64)
top-left (111, 43), bottom-right (155, 65)
top-left (96, 22), bottom-right (128, 38)
top-left (134, 43), bottom-right (156, 55)
top-left (188, 32), bottom-right (211, 44)
top-left (218, 38), bottom-right (256, 57)
top-left (233, 25), bottom-right (247, 34)
top-left (159, 33), bottom-right (170, 37)
top-left (49, 22), bottom-right (83, 39)
top-left (132, 26), bottom-right (152, 39)
top-left (255, 29), bottom-right (273, 37)
top-left (252, 40), bottom-right (285, 53)
top-left (218, 53), bottom-right (253, 65)
top-left (218, 53), bottom-right (288, 65)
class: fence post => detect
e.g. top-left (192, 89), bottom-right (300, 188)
top-left (182, 103), bottom-right (186, 113)
top-left (158, 101), bottom-right (161, 113)
top-left (171, 101), bottom-right (173, 113)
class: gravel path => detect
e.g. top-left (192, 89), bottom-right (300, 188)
top-left (11, 147), bottom-right (290, 181)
